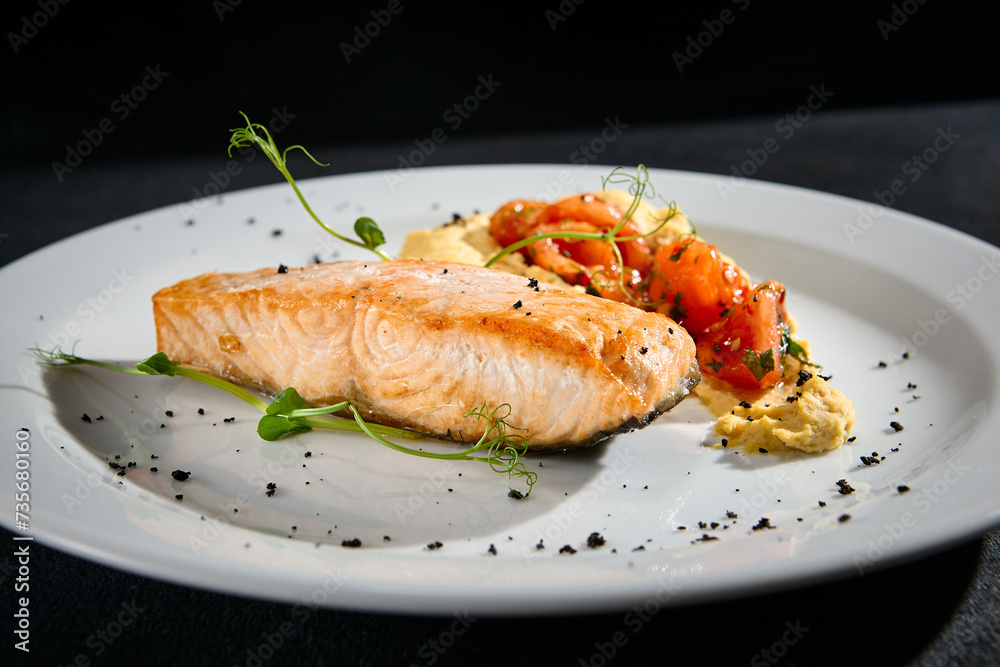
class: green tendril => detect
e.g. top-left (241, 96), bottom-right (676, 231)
top-left (34, 346), bottom-right (536, 497)
top-left (228, 111), bottom-right (392, 261)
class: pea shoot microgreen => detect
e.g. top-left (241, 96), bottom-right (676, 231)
top-left (228, 112), bottom-right (392, 261)
top-left (34, 346), bottom-right (537, 497)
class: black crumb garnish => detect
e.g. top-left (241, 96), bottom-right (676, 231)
top-left (81, 413), bottom-right (92, 423)
top-left (341, 538), bottom-right (362, 548)
top-left (527, 277), bottom-right (539, 290)
top-left (877, 361), bottom-right (887, 368)
top-left (907, 382), bottom-right (918, 389)
top-left (677, 526), bottom-right (687, 531)
top-left (198, 408), bottom-right (205, 415)
top-left (304, 451), bottom-right (312, 458)
top-left (223, 417), bottom-right (235, 423)
top-left (721, 438), bottom-right (729, 447)
top-left (692, 534), bottom-right (718, 543)
top-left (174, 494), bottom-right (183, 501)
top-left (796, 370), bottom-right (812, 387)
top-left (150, 467), bottom-right (158, 472)
top-left (902, 352), bottom-right (910, 359)
top-left (752, 517), bottom-right (775, 531)
top-left (860, 455), bottom-right (880, 466)
top-left (897, 485), bottom-right (910, 494)
top-left (171, 470), bottom-right (191, 481)
top-left (512, 299), bottom-right (523, 309)
top-left (151, 454), bottom-right (159, 459)
top-left (818, 501), bottom-right (827, 507)
top-left (272, 228), bottom-right (283, 237)
top-left (890, 421), bottom-right (904, 432)
top-left (847, 436), bottom-right (856, 443)
top-left (726, 510), bottom-right (738, 519)
top-left (587, 532), bottom-right (606, 548)
top-left (265, 482), bottom-right (277, 497)
top-left (759, 447), bottom-right (768, 454)
top-left (536, 540), bottom-right (545, 550)
top-left (442, 268), bottom-right (448, 274)
top-left (739, 400), bottom-right (752, 409)
top-left (487, 544), bottom-right (497, 555)
top-left (383, 535), bottom-right (391, 542)
top-left (427, 541), bottom-right (443, 550)
top-left (838, 514), bottom-right (852, 523)
top-left (559, 545), bottom-right (577, 554)
top-left (508, 488), bottom-right (525, 500)
top-left (632, 545), bottom-right (645, 552)
top-left (836, 479), bottom-right (855, 495)
top-left (277, 264), bottom-right (288, 274)
top-left (165, 410), bottom-right (174, 417)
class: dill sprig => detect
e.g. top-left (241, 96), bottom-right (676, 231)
top-left (34, 346), bottom-right (536, 497)
top-left (228, 112), bottom-right (391, 260)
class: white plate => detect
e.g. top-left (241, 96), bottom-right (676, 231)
top-left (2, 165), bottom-right (998, 615)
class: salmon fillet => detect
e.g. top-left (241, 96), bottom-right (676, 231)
top-left (152, 260), bottom-right (699, 451)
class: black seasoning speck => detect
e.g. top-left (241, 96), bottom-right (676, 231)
top-left (265, 482), bottom-right (277, 497)
top-left (639, 347), bottom-right (648, 355)
top-left (81, 413), bottom-right (92, 423)
top-left (508, 488), bottom-right (525, 500)
top-left (150, 467), bottom-right (158, 473)
top-left (487, 544), bottom-right (497, 556)
top-left (847, 436), bottom-right (857, 443)
top-left (860, 455), bottom-right (880, 466)
top-left (796, 370), bottom-right (812, 387)
top-left (818, 501), bottom-right (827, 507)
top-left (559, 545), bottom-right (577, 554)
top-left (752, 517), bottom-right (775, 531)
top-left (277, 264), bottom-right (288, 274)
top-left (512, 300), bottom-right (522, 309)
top-left (442, 268), bottom-right (448, 274)
top-left (877, 361), bottom-right (887, 368)
top-left (174, 494), bottom-right (183, 501)
top-left (897, 485), bottom-right (910, 494)
top-left (341, 538), bottom-right (362, 548)
top-left (383, 535), bottom-right (391, 542)
top-left (527, 277), bottom-right (539, 291)
top-left (198, 408), bottom-right (205, 415)
top-left (304, 451), bottom-right (312, 458)
top-left (272, 228), bottom-right (283, 237)
top-left (721, 438), bottom-right (728, 448)
top-left (151, 454), bottom-right (159, 459)
top-left (692, 534), bottom-right (718, 543)
top-left (739, 401), bottom-right (752, 409)
top-left (165, 410), bottom-right (174, 417)
top-left (171, 470), bottom-right (191, 481)
top-left (838, 514), bottom-right (852, 523)
top-left (223, 417), bottom-right (235, 423)
top-left (890, 421), bottom-right (904, 432)
top-left (836, 479), bottom-right (855, 495)
top-left (758, 447), bottom-right (768, 454)
top-left (586, 532), bottom-right (606, 548)
top-left (427, 541), bottom-right (443, 550)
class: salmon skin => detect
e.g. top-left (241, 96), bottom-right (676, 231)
top-left (153, 260), bottom-right (700, 451)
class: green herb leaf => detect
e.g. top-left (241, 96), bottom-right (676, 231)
top-left (741, 348), bottom-right (775, 382)
top-left (265, 387), bottom-right (309, 416)
top-left (257, 414), bottom-right (312, 441)
top-left (135, 352), bottom-right (181, 376)
top-left (354, 217), bottom-right (386, 250)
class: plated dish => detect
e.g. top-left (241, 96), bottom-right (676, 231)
top-left (1, 164), bottom-right (998, 615)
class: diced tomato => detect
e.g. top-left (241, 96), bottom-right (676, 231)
top-left (646, 239), bottom-right (751, 334)
top-left (489, 199), bottom-right (546, 248)
top-left (695, 282), bottom-right (787, 389)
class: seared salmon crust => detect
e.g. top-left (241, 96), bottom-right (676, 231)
top-left (153, 260), bottom-right (700, 451)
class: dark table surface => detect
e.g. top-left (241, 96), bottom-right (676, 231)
top-left (2, 98), bottom-right (999, 666)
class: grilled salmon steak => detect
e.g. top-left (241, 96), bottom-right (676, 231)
top-left (152, 260), bottom-right (700, 451)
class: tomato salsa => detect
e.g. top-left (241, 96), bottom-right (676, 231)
top-left (490, 194), bottom-right (793, 390)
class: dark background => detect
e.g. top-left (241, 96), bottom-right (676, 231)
top-left (3, 0), bottom-right (995, 168)
top-left (4, 2), bottom-right (1000, 666)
